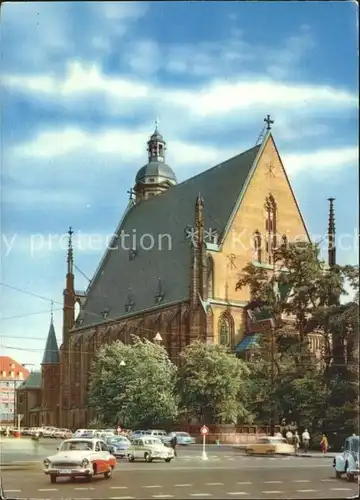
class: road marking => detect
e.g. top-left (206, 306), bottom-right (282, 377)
top-left (237, 482), bottom-right (252, 485)
top-left (4, 491), bottom-right (22, 493)
top-left (330, 488), bottom-right (353, 491)
top-left (296, 490), bottom-right (317, 493)
top-left (293, 480), bottom-right (310, 483)
top-left (110, 487), bottom-right (129, 490)
top-left (152, 496), bottom-right (174, 499)
top-left (264, 481), bottom-right (282, 484)
top-left (109, 497), bottom-right (134, 499)
top-left (174, 484), bottom-right (193, 487)
top-left (143, 485), bottom-right (162, 488)
top-left (189, 495), bottom-right (213, 497)
top-left (227, 458), bottom-right (235, 461)
top-left (38, 489), bottom-right (58, 492)
top-left (206, 483), bottom-right (224, 486)
top-left (74, 488), bottom-right (94, 490)
top-left (227, 493), bottom-right (249, 496)
top-left (262, 492), bottom-right (282, 494)
top-left (321, 479), bottom-right (335, 482)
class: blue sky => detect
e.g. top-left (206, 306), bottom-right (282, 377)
top-left (1, 1), bottom-right (358, 368)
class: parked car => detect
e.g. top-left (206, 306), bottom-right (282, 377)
top-left (333, 435), bottom-right (359, 481)
top-left (166, 432), bottom-right (196, 445)
top-left (43, 437), bottom-right (116, 483)
top-left (107, 436), bottom-right (131, 458)
top-left (145, 429), bottom-right (169, 442)
top-left (245, 436), bottom-right (294, 456)
top-left (127, 436), bottom-right (174, 463)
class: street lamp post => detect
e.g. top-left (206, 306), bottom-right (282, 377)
top-left (269, 319), bottom-right (276, 437)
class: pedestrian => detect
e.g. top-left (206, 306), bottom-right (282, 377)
top-left (170, 434), bottom-right (177, 458)
top-left (285, 429), bottom-right (293, 445)
top-left (294, 431), bottom-right (300, 455)
top-left (320, 434), bottom-right (328, 456)
top-left (302, 428), bottom-right (310, 454)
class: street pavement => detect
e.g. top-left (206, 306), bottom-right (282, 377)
top-left (0, 438), bottom-right (336, 464)
top-left (1, 455), bottom-right (358, 499)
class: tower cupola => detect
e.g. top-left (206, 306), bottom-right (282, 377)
top-left (133, 123), bottom-right (177, 202)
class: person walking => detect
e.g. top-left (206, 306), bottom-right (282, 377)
top-left (294, 431), bottom-right (300, 455)
top-left (301, 428), bottom-right (310, 453)
top-left (285, 429), bottom-right (293, 445)
top-left (320, 434), bottom-right (328, 456)
top-left (170, 434), bottom-right (177, 458)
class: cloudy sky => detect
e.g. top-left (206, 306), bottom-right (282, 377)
top-left (1, 1), bottom-right (358, 368)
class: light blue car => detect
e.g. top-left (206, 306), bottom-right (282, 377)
top-left (333, 435), bottom-right (359, 481)
top-left (166, 431), bottom-right (196, 446)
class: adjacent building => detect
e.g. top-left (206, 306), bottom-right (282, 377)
top-left (0, 356), bottom-right (29, 424)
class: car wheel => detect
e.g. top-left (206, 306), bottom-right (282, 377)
top-left (266, 450), bottom-right (275, 456)
top-left (50, 475), bottom-right (57, 484)
top-left (164, 458), bottom-right (171, 463)
top-left (144, 452), bottom-right (152, 463)
top-left (128, 454), bottom-right (135, 462)
top-left (335, 469), bottom-right (342, 478)
top-left (345, 462), bottom-right (355, 482)
top-left (104, 468), bottom-right (112, 479)
top-left (246, 449), bottom-right (253, 455)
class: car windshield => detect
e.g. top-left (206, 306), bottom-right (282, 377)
top-left (176, 432), bottom-right (190, 437)
top-left (270, 438), bottom-right (287, 443)
top-left (143, 438), bottom-right (162, 446)
top-left (60, 440), bottom-right (93, 451)
top-left (110, 437), bottom-right (129, 444)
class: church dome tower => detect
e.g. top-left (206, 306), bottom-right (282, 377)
top-left (134, 125), bottom-right (177, 202)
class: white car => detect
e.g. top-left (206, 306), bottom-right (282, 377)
top-left (43, 437), bottom-right (116, 483)
top-left (333, 435), bottom-right (359, 481)
top-left (127, 436), bottom-right (175, 463)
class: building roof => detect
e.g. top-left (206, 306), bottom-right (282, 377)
top-left (78, 142), bottom-right (261, 328)
top-left (0, 356), bottom-right (30, 378)
top-left (235, 334), bottom-right (260, 353)
top-left (42, 320), bottom-right (60, 364)
top-left (135, 161), bottom-right (177, 184)
top-left (17, 371), bottom-right (42, 390)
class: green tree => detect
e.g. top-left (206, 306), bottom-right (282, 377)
top-left (177, 341), bottom-right (252, 424)
top-left (236, 242), bottom-right (359, 445)
top-left (87, 337), bottom-right (178, 428)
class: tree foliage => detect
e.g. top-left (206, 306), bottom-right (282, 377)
top-left (177, 341), bottom-right (251, 424)
top-left (236, 242), bottom-right (359, 444)
top-left (87, 337), bottom-right (178, 428)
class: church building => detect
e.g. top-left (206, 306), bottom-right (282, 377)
top-left (20, 118), bottom-right (318, 429)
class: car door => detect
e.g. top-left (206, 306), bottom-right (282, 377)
top-left (100, 440), bottom-right (114, 469)
top-left (131, 439), bottom-right (140, 459)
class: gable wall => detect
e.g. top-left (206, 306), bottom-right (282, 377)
top-left (213, 135), bottom-right (309, 306)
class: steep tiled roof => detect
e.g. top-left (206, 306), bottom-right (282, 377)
top-left (0, 356), bottom-right (29, 378)
top-left (17, 371), bottom-right (42, 390)
top-left (79, 144), bottom-right (260, 327)
top-left (42, 320), bottom-right (60, 364)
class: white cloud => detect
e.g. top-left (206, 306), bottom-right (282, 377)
top-left (283, 147), bottom-right (358, 174)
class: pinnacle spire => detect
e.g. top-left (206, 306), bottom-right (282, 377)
top-left (42, 315), bottom-right (60, 364)
top-left (328, 197), bottom-right (336, 267)
top-left (67, 226), bottom-right (74, 274)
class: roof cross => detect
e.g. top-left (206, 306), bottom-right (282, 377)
top-left (127, 188), bottom-right (135, 200)
top-left (264, 114), bottom-right (274, 130)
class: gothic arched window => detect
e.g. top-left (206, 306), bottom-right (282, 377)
top-left (207, 255), bottom-right (214, 298)
top-left (218, 312), bottom-right (234, 347)
top-left (265, 194), bottom-right (277, 264)
top-left (252, 231), bottom-right (262, 262)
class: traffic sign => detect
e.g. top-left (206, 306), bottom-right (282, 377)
top-left (200, 425), bottom-right (209, 435)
